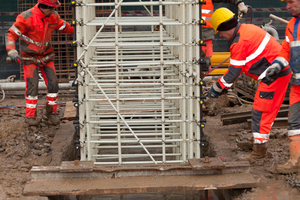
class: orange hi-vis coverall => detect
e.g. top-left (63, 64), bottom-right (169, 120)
top-left (6, 4), bottom-right (73, 118)
top-left (213, 23), bottom-right (292, 144)
top-left (273, 16), bottom-right (300, 137)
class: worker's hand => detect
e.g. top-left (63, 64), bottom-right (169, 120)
top-left (265, 63), bottom-right (282, 82)
top-left (7, 49), bottom-right (21, 63)
top-left (238, 2), bottom-right (248, 15)
top-left (9, 54), bottom-right (21, 63)
top-left (207, 83), bottom-right (222, 98)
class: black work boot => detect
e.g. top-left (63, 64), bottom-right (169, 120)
top-left (25, 117), bottom-right (40, 126)
top-left (238, 143), bottom-right (267, 165)
top-left (45, 104), bottom-right (60, 125)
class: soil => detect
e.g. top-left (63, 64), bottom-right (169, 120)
top-left (0, 91), bottom-right (300, 199)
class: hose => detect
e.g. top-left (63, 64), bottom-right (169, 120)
top-left (246, 5), bottom-right (253, 24)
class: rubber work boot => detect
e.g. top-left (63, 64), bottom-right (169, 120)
top-left (45, 104), bottom-right (60, 125)
top-left (275, 135), bottom-right (300, 174)
top-left (238, 143), bottom-right (267, 165)
top-left (25, 117), bottom-right (40, 126)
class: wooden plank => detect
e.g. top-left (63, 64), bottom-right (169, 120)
top-left (62, 101), bottom-right (77, 120)
top-left (23, 173), bottom-right (257, 196)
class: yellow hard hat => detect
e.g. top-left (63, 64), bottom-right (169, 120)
top-left (211, 7), bottom-right (235, 34)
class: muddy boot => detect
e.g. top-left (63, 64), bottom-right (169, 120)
top-left (275, 135), bottom-right (300, 174)
top-left (25, 117), bottom-right (40, 126)
top-left (238, 143), bottom-right (267, 165)
top-left (45, 104), bottom-right (60, 125)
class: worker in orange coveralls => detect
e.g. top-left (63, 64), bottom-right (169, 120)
top-left (201, 0), bottom-right (248, 71)
top-left (6, 0), bottom-right (74, 126)
top-left (265, 0), bottom-right (300, 174)
top-left (207, 8), bottom-right (292, 165)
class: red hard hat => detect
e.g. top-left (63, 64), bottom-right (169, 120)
top-left (38, 0), bottom-right (61, 7)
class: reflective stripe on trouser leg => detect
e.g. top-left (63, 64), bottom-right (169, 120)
top-left (47, 93), bottom-right (58, 113)
top-left (288, 85), bottom-right (300, 137)
top-left (252, 73), bottom-right (291, 144)
top-left (25, 95), bottom-right (38, 118)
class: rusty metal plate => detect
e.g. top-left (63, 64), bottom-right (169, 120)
top-left (23, 173), bottom-right (257, 196)
top-left (60, 161), bottom-right (94, 172)
top-left (189, 157), bottom-right (225, 170)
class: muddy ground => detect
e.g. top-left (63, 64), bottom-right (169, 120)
top-left (0, 90), bottom-right (300, 199)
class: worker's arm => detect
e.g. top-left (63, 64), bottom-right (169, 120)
top-left (265, 22), bottom-right (291, 81)
top-left (5, 14), bottom-right (27, 63)
top-left (207, 41), bottom-right (244, 98)
top-left (54, 12), bottom-right (74, 34)
top-left (212, 0), bottom-right (248, 14)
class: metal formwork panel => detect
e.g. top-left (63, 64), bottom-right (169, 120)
top-left (76, 0), bottom-right (202, 165)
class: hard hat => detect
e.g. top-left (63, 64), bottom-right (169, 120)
top-left (38, 0), bottom-right (61, 7)
top-left (211, 7), bottom-right (235, 34)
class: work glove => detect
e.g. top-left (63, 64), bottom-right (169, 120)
top-left (265, 63), bottom-right (282, 82)
top-left (237, 2), bottom-right (248, 15)
top-left (207, 82), bottom-right (223, 98)
top-left (7, 49), bottom-right (21, 63)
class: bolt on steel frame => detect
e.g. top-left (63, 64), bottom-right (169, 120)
top-left (75, 0), bottom-right (205, 165)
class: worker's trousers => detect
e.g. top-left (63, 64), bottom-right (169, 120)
top-left (24, 61), bottom-right (58, 118)
top-left (287, 84), bottom-right (300, 137)
top-left (251, 70), bottom-right (292, 144)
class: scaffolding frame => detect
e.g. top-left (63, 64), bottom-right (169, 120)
top-left (76, 0), bottom-right (202, 165)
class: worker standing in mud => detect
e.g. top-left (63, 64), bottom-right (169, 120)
top-left (5, 0), bottom-right (74, 126)
top-left (265, 0), bottom-right (300, 174)
top-left (201, 0), bottom-right (248, 71)
top-left (207, 7), bottom-right (292, 165)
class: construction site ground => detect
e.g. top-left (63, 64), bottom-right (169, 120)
top-left (0, 91), bottom-right (300, 199)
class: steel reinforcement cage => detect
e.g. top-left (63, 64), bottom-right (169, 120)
top-left (75, 0), bottom-right (206, 165)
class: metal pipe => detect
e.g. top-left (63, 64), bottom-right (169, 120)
top-left (0, 81), bottom-right (73, 91)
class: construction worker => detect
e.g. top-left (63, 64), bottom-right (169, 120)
top-left (201, 0), bottom-right (248, 71)
top-left (265, 0), bottom-right (300, 174)
top-left (5, 0), bottom-right (74, 126)
top-left (208, 8), bottom-right (292, 165)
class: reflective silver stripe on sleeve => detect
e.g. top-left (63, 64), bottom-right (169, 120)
top-left (290, 40), bottom-right (300, 47)
top-left (202, 17), bottom-right (211, 21)
top-left (274, 56), bottom-right (289, 67)
top-left (47, 93), bottom-right (58, 98)
top-left (25, 95), bottom-right (38, 100)
top-left (230, 33), bottom-right (271, 67)
top-left (58, 21), bottom-right (66, 31)
top-left (288, 129), bottom-right (300, 137)
top-left (11, 25), bottom-right (49, 47)
top-left (220, 76), bottom-right (233, 88)
top-left (202, 9), bottom-right (213, 14)
top-left (26, 103), bottom-right (37, 108)
top-left (6, 41), bottom-right (15, 46)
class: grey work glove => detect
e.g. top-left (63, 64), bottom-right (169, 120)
top-left (265, 63), bottom-right (282, 82)
top-left (238, 2), bottom-right (248, 15)
top-left (7, 49), bottom-right (21, 63)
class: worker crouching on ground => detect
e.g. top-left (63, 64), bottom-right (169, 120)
top-left (208, 7), bottom-right (292, 165)
top-left (265, 0), bottom-right (300, 174)
top-left (5, 0), bottom-right (74, 126)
